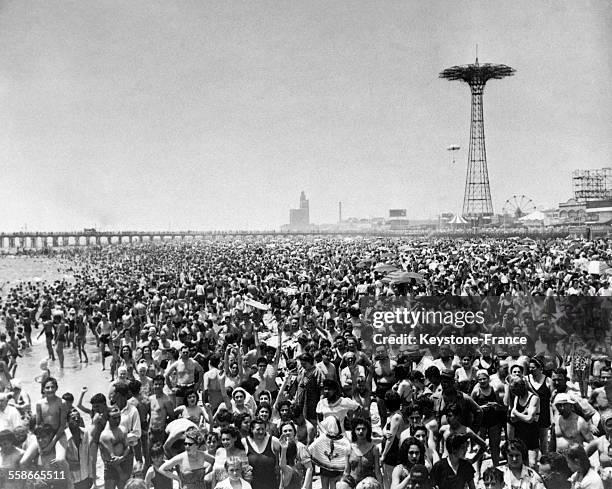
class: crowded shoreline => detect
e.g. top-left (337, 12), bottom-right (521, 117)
top-left (0, 236), bottom-right (612, 489)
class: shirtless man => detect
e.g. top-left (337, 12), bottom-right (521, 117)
top-left (165, 345), bottom-right (203, 406)
top-left (74, 312), bottom-right (88, 363)
top-left (554, 393), bottom-right (593, 451)
top-left (373, 345), bottom-right (397, 425)
top-left (489, 361), bottom-right (509, 398)
top-left (35, 377), bottom-right (68, 461)
top-left (148, 375), bottom-right (174, 447)
top-left (99, 406), bottom-right (132, 489)
top-left (54, 313), bottom-right (68, 369)
top-left (36, 320), bottom-right (56, 361)
top-left (96, 315), bottom-right (113, 371)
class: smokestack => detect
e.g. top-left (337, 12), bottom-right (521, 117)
top-left (339, 201), bottom-right (342, 223)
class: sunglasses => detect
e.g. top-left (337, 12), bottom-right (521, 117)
top-left (184, 441), bottom-right (196, 446)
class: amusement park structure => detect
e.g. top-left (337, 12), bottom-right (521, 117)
top-left (440, 55), bottom-right (515, 223)
top-left (572, 168), bottom-right (612, 202)
top-left (502, 195), bottom-right (536, 219)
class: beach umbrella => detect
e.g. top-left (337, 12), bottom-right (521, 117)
top-left (385, 271), bottom-right (425, 284)
top-left (374, 263), bottom-right (399, 273)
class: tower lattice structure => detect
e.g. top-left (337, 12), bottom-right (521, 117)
top-left (440, 58), bottom-right (515, 221)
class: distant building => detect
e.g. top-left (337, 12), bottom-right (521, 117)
top-left (387, 209), bottom-right (410, 230)
top-left (585, 199), bottom-right (612, 225)
top-left (557, 198), bottom-right (586, 224)
top-left (286, 191), bottom-right (310, 230)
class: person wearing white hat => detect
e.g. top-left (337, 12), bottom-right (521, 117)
top-left (554, 392), bottom-right (593, 451)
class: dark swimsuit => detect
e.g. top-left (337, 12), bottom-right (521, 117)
top-left (246, 436), bottom-right (279, 489)
top-left (513, 394), bottom-right (540, 450)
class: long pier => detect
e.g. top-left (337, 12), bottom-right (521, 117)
top-left (0, 227), bottom-right (582, 249)
top-left (0, 229), bottom-right (417, 249)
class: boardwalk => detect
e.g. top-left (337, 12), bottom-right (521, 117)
top-left (0, 227), bottom-right (584, 249)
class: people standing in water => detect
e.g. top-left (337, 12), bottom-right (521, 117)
top-left (37, 318), bottom-right (56, 362)
top-left (54, 313), bottom-right (68, 369)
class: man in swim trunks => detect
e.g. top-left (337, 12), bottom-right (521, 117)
top-left (36, 320), bottom-right (56, 361)
top-left (165, 345), bottom-right (203, 406)
top-left (100, 406), bottom-right (133, 489)
top-left (96, 314), bottom-right (113, 371)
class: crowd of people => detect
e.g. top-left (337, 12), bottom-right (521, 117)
top-left (0, 236), bottom-right (612, 489)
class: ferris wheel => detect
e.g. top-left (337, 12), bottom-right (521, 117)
top-left (502, 195), bottom-right (536, 218)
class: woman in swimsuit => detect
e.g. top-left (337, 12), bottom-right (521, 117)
top-left (118, 345), bottom-right (136, 380)
top-left (455, 352), bottom-right (478, 394)
top-left (245, 419), bottom-right (280, 489)
top-left (224, 354), bottom-right (243, 392)
top-left (204, 354), bottom-right (224, 411)
top-left (159, 427), bottom-right (215, 489)
top-left (208, 426), bottom-right (251, 487)
top-left (255, 403), bottom-right (279, 438)
top-left (527, 356), bottom-right (553, 456)
top-left (389, 437), bottom-right (426, 489)
top-left (140, 345), bottom-right (160, 378)
top-left (175, 390), bottom-right (207, 427)
top-left (341, 417), bottom-right (383, 488)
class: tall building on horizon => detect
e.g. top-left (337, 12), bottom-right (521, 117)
top-left (288, 191), bottom-right (310, 230)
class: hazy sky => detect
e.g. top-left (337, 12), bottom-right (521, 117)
top-left (0, 0), bottom-right (610, 231)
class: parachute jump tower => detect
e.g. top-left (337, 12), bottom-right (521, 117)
top-left (440, 56), bottom-right (515, 223)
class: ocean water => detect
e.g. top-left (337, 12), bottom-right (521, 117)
top-left (0, 256), bottom-right (118, 486)
top-left (0, 255), bottom-right (110, 419)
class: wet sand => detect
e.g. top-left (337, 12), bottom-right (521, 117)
top-left (1, 256), bottom-right (114, 486)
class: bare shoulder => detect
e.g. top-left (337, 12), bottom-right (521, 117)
top-left (99, 428), bottom-right (113, 442)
